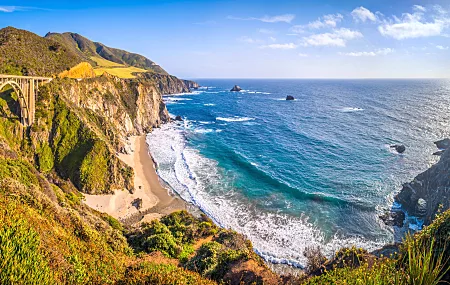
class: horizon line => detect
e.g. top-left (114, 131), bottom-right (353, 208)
top-left (183, 77), bottom-right (450, 80)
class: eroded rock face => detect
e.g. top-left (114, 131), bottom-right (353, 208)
top-left (138, 73), bottom-right (196, 95)
top-left (58, 73), bottom-right (170, 143)
top-left (395, 147), bottom-right (450, 225)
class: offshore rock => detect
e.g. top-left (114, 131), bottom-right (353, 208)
top-left (175, 115), bottom-right (183, 121)
top-left (286, 95), bottom-right (295, 101)
top-left (390, 144), bottom-right (406, 154)
top-left (231, 85), bottom-right (242, 92)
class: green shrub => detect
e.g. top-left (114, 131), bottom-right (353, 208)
top-left (0, 158), bottom-right (38, 187)
top-left (179, 244), bottom-right (195, 263)
top-left (79, 140), bottom-right (108, 192)
top-left (119, 262), bottom-right (216, 285)
top-left (401, 234), bottom-right (449, 285)
top-left (103, 215), bottom-right (123, 231)
top-left (145, 233), bottom-right (181, 258)
top-left (0, 219), bottom-right (54, 284)
top-left (186, 241), bottom-right (223, 276)
top-left (37, 142), bottom-right (54, 173)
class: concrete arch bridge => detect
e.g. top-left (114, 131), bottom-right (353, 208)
top-left (0, 75), bottom-right (52, 126)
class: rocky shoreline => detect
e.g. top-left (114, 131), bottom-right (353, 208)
top-left (382, 138), bottom-right (450, 230)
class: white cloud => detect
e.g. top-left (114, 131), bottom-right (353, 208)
top-left (378, 6), bottom-right (450, 39)
top-left (302, 28), bottom-right (363, 47)
top-left (339, 48), bottom-right (394, 56)
top-left (261, 14), bottom-right (295, 23)
top-left (413, 5), bottom-right (426, 12)
top-left (0, 6), bottom-right (43, 12)
top-left (228, 14), bottom-right (295, 23)
top-left (351, 7), bottom-right (377, 22)
top-left (260, 43), bottom-right (297, 49)
top-left (436, 45), bottom-right (449, 50)
top-left (0, 6), bottom-right (18, 12)
top-left (298, 53), bottom-right (308, 57)
top-left (308, 13), bottom-right (343, 29)
top-left (269, 36), bottom-right (277, 42)
top-left (259, 28), bottom-right (274, 34)
top-left (433, 5), bottom-right (447, 15)
top-left (290, 25), bottom-right (305, 34)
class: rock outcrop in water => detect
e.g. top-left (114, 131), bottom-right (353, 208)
top-left (286, 95), bottom-right (295, 101)
top-left (231, 85), bottom-right (242, 92)
top-left (390, 144), bottom-right (406, 154)
top-left (395, 139), bottom-right (450, 224)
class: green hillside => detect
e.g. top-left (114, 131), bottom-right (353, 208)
top-left (0, 27), bottom-right (83, 76)
top-left (45, 32), bottom-right (168, 75)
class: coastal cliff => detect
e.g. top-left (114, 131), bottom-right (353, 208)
top-left (395, 142), bottom-right (450, 225)
top-left (0, 25), bottom-right (449, 285)
top-left (138, 72), bottom-right (198, 94)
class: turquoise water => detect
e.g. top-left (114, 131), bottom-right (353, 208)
top-left (147, 79), bottom-right (450, 266)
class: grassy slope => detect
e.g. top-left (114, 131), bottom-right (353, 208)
top-left (0, 83), bottom-right (215, 284)
top-left (94, 66), bottom-right (148, 79)
top-left (46, 32), bottom-right (168, 75)
top-left (0, 27), bottom-right (83, 76)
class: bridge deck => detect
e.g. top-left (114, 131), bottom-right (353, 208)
top-left (0, 74), bottom-right (53, 81)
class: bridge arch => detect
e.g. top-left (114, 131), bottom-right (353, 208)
top-left (0, 80), bottom-right (30, 125)
top-left (0, 75), bottom-right (52, 126)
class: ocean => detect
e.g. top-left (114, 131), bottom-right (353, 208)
top-left (147, 79), bottom-right (450, 267)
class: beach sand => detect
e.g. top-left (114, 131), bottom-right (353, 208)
top-left (84, 135), bottom-right (185, 225)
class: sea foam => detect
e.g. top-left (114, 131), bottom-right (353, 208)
top-left (147, 123), bottom-right (388, 267)
top-left (216, 117), bottom-right (255, 122)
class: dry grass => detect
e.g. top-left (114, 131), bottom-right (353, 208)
top-left (90, 56), bottom-right (124, 67)
top-left (59, 62), bottom-right (96, 79)
top-left (94, 66), bottom-right (147, 79)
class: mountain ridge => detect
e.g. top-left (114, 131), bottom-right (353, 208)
top-left (45, 32), bottom-right (169, 75)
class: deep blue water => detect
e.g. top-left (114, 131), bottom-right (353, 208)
top-left (147, 79), bottom-right (450, 266)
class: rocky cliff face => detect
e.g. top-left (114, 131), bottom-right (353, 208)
top-left (24, 72), bottom-right (175, 195)
top-left (55, 74), bottom-right (169, 141)
top-left (183, 79), bottom-right (200, 89)
top-left (138, 73), bottom-right (196, 94)
top-left (395, 142), bottom-right (450, 225)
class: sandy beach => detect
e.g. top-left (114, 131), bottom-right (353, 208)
top-left (84, 135), bottom-right (185, 225)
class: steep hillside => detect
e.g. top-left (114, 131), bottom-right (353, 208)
top-left (45, 32), bottom-right (168, 75)
top-left (0, 27), bottom-right (83, 76)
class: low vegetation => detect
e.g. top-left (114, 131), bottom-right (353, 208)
top-left (0, 25), bottom-right (448, 285)
top-left (59, 62), bottom-right (96, 79)
top-left (94, 66), bottom-right (148, 78)
top-left (0, 27), bottom-right (82, 76)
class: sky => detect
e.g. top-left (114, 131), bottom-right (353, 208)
top-left (0, 0), bottom-right (450, 78)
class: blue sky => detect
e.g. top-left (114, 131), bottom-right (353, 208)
top-left (1, 0), bottom-right (449, 78)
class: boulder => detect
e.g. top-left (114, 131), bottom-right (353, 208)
top-left (286, 95), bottom-right (295, 101)
top-left (390, 144), bottom-right (406, 154)
top-left (379, 210), bottom-right (405, 227)
top-left (434, 138), bottom-right (450, 150)
top-left (175, 115), bottom-right (183, 121)
top-left (132, 198), bottom-right (143, 210)
top-left (230, 85), bottom-right (242, 92)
